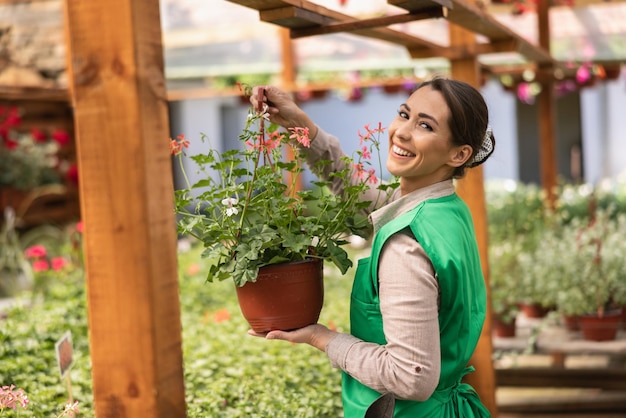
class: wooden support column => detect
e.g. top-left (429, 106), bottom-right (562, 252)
top-left (538, 0), bottom-right (558, 209)
top-left (280, 27), bottom-right (304, 192)
top-left (63, 1), bottom-right (187, 417)
top-left (448, 24), bottom-right (499, 417)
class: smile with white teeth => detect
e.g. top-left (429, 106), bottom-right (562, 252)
top-left (392, 144), bottom-right (416, 157)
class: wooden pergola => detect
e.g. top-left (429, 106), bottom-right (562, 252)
top-left (61, 0), bottom-right (591, 416)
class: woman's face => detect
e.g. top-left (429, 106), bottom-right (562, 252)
top-left (386, 86), bottom-right (471, 195)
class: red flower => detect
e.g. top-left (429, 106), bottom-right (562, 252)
top-left (66, 163), bottom-right (79, 186)
top-left (31, 128), bottom-right (47, 143)
top-left (51, 130), bottom-right (70, 146)
top-left (4, 108), bottom-right (21, 127)
top-left (3, 138), bottom-right (18, 150)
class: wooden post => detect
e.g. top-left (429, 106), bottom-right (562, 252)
top-left (538, 0), bottom-right (558, 209)
top-left (280, 27), bottom-right (303, 192)
top-left (63, 1), bottom-right (187, 417)
top-left (449, 24), bottom-right (499, 417)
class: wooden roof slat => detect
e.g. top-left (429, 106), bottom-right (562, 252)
top-left (260, 6), bottom-right (336, 29)
top-left (289, 7), bottom-right (445, 39)
top-left (389, 0), bottom-right (453, 11)
top-left (227, 0), bottom-right (445, 52)
top-left (408, 39), bottom-right (517, 60)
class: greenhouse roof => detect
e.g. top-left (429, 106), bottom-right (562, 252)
top-left (160, 0), bottom-right (626, 87)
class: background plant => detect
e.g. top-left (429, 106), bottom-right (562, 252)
top-left (486, 177), bottom-right (626, 318)
top-left (0, 106), bottom-right (75, 191)
top-left (1, 231), bottom-right (360, 417)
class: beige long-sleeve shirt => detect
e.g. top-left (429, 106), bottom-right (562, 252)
top-left (304, 128), bottom-right (454, 401)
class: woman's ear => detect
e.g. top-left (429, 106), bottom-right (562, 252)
top-left (448, 144), bottom-right (473, 168)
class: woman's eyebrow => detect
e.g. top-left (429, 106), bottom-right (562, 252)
top-left (417, 112), bottom-right (439, 127)
top-left (401, 104), bottom-right (439, 127)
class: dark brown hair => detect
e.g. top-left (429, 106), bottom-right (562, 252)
top-left (416, 77), bottom-right (495, 178)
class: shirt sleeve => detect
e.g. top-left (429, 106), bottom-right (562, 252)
top-left (325, 230), bottom-right (441, 401)
top-left (302, 126), bottom-right (393, 213)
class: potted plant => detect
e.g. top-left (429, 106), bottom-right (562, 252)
top-left (524, 208), bottom-right (624, 341)
top-left (486, 180), bottom-right (551, 325)
top-left (0, 105), bottom-right (77, 220)
top-left (171, 85), bottom-right (397, 332)
top-left (488, 240), bottom-right (523, 337)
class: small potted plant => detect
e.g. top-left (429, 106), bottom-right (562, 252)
top-left (171, 85), bottom-right (397, 331)
top-left (488, 240), bottom-right (523, 337)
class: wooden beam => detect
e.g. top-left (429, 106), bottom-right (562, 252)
top-left (63, 0), bottom-right (186, 416)
top-left (260, 6), bottom-right (336, 29)
top-left (408, 39), bottom-right (517, 59)
top-left (496, 368), bottom-right (626, 390)
top-left (389, 0), bottom-right (453, 10)
top-left (537, 0), bottom-right (558, 209)
top-left (289, 7), bottom-right (444, 39)
top-left (449, 22), bottom-right (499, 418)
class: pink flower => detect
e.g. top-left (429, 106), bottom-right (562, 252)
top-left (169, 134), bottom-right (190, 156)
top-left (75, 221), bottom-right (84, 233)
top-left (367, 168), bottom-right (379, 184)
top-left (361, 146), bottom-right (371, 160)
top-left (59, 400), bottom-right (80, 417)
top-left (32, 260), bottom-right (50, 272)
top-left (0, 384), bottom-right (29, 410)
top-left (25, 245), bottom-right (47, 259)
top-left (288, 127), bottom-right (310, 148)
top-left (353, 163), bottom-right (367, 180)
top-left (576, 65), bottom-right (591, 84)
top-left (51, 257), bottom-right (69, 272)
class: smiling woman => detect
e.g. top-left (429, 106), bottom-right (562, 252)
top-left (247, 77), bottom-right (496, 417)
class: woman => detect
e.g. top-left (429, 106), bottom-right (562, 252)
top-left (249, 77), bottom-right (495, 417)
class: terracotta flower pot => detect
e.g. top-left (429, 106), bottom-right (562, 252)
top-left (235, 258), bottom-right (324, 332)
top-left (519, 302), bottom-right (551, 319)
top-left (492, 315), bottom-right (516, 338)
top-left (578, 310), bottom-right (622, 342)
top-left (562, 314), bottom-right (579, 331)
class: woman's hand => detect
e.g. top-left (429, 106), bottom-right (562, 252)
top-left (250, 86), bottom-right (318, 140)
top-left (248, 323), bottom-right (337, 352)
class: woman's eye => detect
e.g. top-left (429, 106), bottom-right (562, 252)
top-left (397, 110), bottom-right (409, 119)
top-left (419, 122), bottom-right (433, 131)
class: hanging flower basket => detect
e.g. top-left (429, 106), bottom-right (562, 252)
top-left (235, 258), bottom-right (324, 332)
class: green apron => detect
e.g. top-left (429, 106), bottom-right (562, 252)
top-left (342, 194), bottom-right (491, 417)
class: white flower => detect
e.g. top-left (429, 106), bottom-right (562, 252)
top-left (222, 197), bottom-right (239, 217)
top-left (221, 197), bottom-right (238, 206)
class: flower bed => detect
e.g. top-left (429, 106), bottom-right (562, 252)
top-left (0, 234), bottom-right (357, 416)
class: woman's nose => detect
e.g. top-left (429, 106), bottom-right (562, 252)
top-left (394, 123), bottom-right (412, 142)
